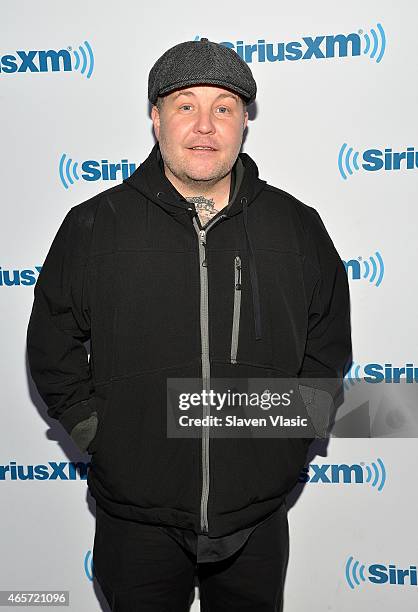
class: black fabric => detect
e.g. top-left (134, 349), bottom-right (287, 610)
top-left (154, 145), bottom-right (263, 339)
top-left (93, 500), bottom-right (289, 611)
top-left (155, 149), bottom-right (268, 560)
top-left (27, 141), bottom-right (352, 538)
top-left (158, 506), bottom-right (277, 564)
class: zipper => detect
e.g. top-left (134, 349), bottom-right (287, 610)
top-left (230, 255), bottom-right (242, 364)
top-left (192, 213), bottom-right (226, 533)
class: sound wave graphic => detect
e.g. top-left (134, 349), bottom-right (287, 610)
top-left (338, 143), bottom-right (360, 180)
top-left (84, 550), bottom-right (94, 581)
top-left (344, 361), bottom-right (362, 389)
top-left (69, 40), bottom-right (94, 79)
top-left (361, 23), bottom-right (386, 63)
top-left (59, 153), bottom-right (80, 189)
top-left (362, 458), bottom-right (386, 491)
top-left (359, 251), bottom-right (385, 286)
top-left (345, 555), bottom-right (367, 589)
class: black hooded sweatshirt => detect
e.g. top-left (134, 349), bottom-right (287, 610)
top-left (26, 141), bottom-right (352, 539)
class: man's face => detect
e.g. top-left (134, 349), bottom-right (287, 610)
top-left (151, 85), bottom-right (248, 188)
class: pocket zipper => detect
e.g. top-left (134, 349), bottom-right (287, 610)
top-left (230, 255), bottom-right (242, 364)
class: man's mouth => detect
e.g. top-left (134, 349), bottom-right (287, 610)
top-left (188, 146), bottom-right (217, 151)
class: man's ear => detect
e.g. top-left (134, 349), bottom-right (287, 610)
top-left (243, 110), bottom-right (249, 131)
top-left (151, 105), bottom-right (160, 140)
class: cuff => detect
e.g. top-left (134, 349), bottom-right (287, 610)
top-left (58, 397), bottom-right (96, 436)
top-left (298, 384), bottom-right (334, 439)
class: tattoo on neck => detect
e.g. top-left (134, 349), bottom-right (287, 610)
top-left (186, 195), bottom-right (219, 227)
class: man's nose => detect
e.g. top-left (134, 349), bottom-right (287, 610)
top-left (193, 109), bottom-right (215, 133)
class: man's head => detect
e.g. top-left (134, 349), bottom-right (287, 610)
top-left (148, 38), bottom-right (256, 191)
top-left (151, 85), bottom-right (248, 189)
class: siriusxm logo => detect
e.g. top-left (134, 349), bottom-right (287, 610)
top-left (343, 251), bottom-right (384, 287)
top-left (300, 458), bottom-right (386, 490)
top-left (338, 143), bottom-right (418, 179)
top-left (0, 266), bottom-right (41, 286)
top-left (0, 461), bottom-right (90, 480)
top-left (346, 556), bottom-right (418, 589)
top-left (0, 41), bottom-right (94, 78)
top-left (345, 362), bottom-right (418, 386)
top-left (195, 23), bottom-right (386, 64)
top-left (59, 153), bottom-right (136, 189)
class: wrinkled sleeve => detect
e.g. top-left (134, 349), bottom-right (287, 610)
top-left (298, 207), bottom-right (353, 439)
top-left (26, 206), bottom-right (98, 451)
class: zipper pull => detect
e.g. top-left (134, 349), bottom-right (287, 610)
top-left (235, 256), bottom-right (242, 290)
top-left (200, 230), bottom-right (207, 267)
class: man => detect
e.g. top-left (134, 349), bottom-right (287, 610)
top-left (27, 38), bottom-right (352, 610)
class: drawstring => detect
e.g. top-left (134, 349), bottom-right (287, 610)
top-left (241, 197), bottom-right (262, 341)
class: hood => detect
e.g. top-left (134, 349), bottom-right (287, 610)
top-left (123, 141), bottom-right (266, 340)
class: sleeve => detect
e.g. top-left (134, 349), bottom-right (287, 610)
top-left (297, 206), bottom-right (353, 440)
top-left (26, 206), bottom-right (98, 452)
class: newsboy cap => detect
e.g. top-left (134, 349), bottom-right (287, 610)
top-left (148, 37), bottom-right (257, 105)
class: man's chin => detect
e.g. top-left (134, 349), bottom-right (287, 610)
top-left (183, 162), bottom-right (232, 184)
top-left (182, 168), bottom-right (223, 184)
top-left (186, 174), bottom-right (219, 183)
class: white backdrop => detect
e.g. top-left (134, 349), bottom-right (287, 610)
top-left (1, 1), bottom-right (417, 610)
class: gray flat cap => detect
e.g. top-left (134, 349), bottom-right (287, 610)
top-left (148, 37), bottom-right (257, 105)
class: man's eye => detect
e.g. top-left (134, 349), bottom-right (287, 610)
top-left (180, 105), bottom-right (192, 111)
top-left (217, 106), bottom-right (230, 113)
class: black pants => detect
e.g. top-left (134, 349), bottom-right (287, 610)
top-left (92, 502), bottom-right (289, 611)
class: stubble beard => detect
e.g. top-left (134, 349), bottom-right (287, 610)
top-left (159, 139), bottom-right (240, 192)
